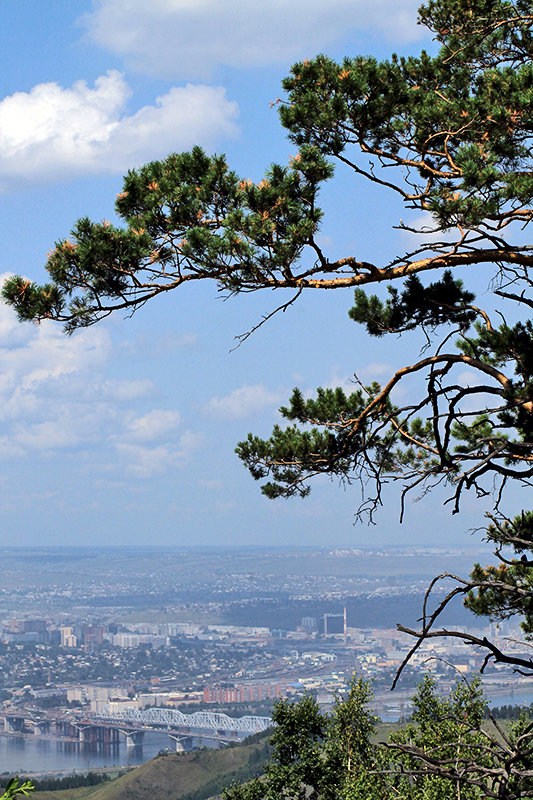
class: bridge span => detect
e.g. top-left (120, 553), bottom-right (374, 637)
top-left (2, 714), bottom-right (144, 746)
top-left (2, 708), bottom-right (272, 751)
top-left (93, 706), bottom-right (273, 737)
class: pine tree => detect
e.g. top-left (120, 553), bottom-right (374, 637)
top-left (3, 0), bottom-right (533, 672)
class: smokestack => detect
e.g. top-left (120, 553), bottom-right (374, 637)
top-left (344, 606), bottom-right (347, 643)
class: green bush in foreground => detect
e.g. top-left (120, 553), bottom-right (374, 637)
top-left (0, 779), bottom-right (34, 800)
top-left (224, 677), bottom-right (533, 800)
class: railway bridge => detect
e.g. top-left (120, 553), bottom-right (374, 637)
top-left (93, 706), bottom-right (272, 738)
top-left (2, 708), bottom-right (272, 750)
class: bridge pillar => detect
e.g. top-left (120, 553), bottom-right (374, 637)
top-left (4, 716), bottom-right (25, 733)
top-left (77, 725), bottom-right (91, 743)
top-left (57, 720), bottom-right (79, 739)
top-left (100, 726), bottom-right (113, 745)
top-left (118, 729), bottom-right (144, 747)
top-left (33, 721), bottom-right (50, 736)
top-left (168, 734), bottom-right (191, 753)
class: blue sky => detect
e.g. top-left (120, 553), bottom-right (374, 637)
top-left (0, 0), bottom-right (500, 548)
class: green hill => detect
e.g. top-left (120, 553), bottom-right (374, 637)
top-left (32, 734), bottom-right (272, 800)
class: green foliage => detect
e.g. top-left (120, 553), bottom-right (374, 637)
top-left (280, 17), bottom-right (533, 227)
top-left (222, 681), bottom-right (381, 800)
top-left (232, 0), bottom-right (533, 518)
top-left (0, 779), bottom-right (34, 800)
top-left (2, 145), bottom-right (333, 332)
top-left (349, 272), bottom-right (476, 336)
top-left (223, 675), bottom-right (533, 799)
top-left (31, 772), bottom-right (114, 792)
top-left (419, 0), bottom-right (533, 67)
top-left (236, 385), bottom-right (398, 501)
top-left (466, 511), bottom-right (533, 634)
top-left (388, 676), bottom-right (489, 800)
top-left (4, 2), bottom-right (533, 333)
top-left (488, 702), bottom-right (533, 719)
top-left (3, 2), bottom-right (532, 530)
top-left (237, 298), bottom-right (533, 515)
top-left (221, 695), bottom-right (334, 800)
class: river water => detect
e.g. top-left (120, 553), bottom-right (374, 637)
top-left (2, 690), bottom-right (532, 776)
top-left (376, 688), bottom-right (533, 722)
top-left (0, 730), bottom-right (218, 777)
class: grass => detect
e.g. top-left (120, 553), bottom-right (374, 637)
top-left (32, 734), bottom-right (271, 800)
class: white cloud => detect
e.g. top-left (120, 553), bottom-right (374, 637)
top-left (124, 409), bottom-right (181, 442)
top-left (178, 429), bottom-right (204, 458)
top-left (116, 430), bottom-right (203, 478)
top-left (0, 436), bottom-right (25, 459)
top-left (14, 419), bottom-right (84, 451)
top-left (0, 279), bottom-right (111, 427)
top-left (120, 331), bottom-right (198, 357)
top-left (115, 443), bottom-right (177, 478)
top-left (84, 0), bottom-right (424, 80)
top-left (400, 212), bottom-right (459, 248)
top-left (205, 384), bottom-right (282, 419)
top-left (100, 378), bottom-right (154, 401)
top-left (458, 370), bottom-right (484, 388)
top-left (0, 285), bottom-right (194, 469)
top-left (0, 71), bottom-right (239, 190)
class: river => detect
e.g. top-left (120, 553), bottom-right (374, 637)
top-left (0, 730), bottom-right (219, 777)
top-left (375, 687), bottom-right (533, 722)
top-left (2, 689), bottom-right (532, 776)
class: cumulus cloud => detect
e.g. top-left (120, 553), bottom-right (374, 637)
top-left (116, 430), bottom-right (203, 478)
top-left (205, 384), bottom-right (282, 419)
top-left (124, 409), bottom-right (181, 442)
top-left (100, 378), bottom-right (154, 401)
top-left (14, 419), bottom-right (84, 451)
top-left (84, 0), bottom-right (424, 80)
top-left (120, 331), bottom-right (198, 357)
top-left (114, 443), bottom-right (177, 478)
top-left (0, 277), bottom-right (111, 429)
top-left (0, 284), bottom-right (189, 467)
top-left (0, 292), bottom-right (108, 453)
top-left (400, 212), bottom-right (459, 248)
top-left (0, 71), bottom-right (239, 190)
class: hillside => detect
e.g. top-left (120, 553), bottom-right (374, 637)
top-left (29, 722), bottom-right (404, 800)
top-left (32, 734), bottom-right (272, 800)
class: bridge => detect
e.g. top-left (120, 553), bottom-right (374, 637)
top-left (2, 714), bottom-right (143, 746)
top-left (2, 708), bottom-right (272, 750)
top-left (93, 706), bottom-right (272, 736)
